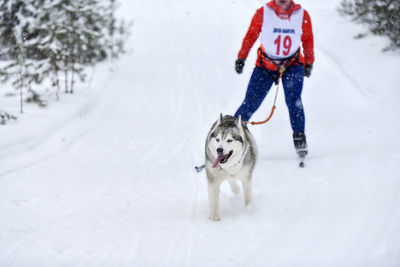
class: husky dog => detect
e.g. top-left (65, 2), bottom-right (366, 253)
top-left (205, 114), bottom-right (257, 221)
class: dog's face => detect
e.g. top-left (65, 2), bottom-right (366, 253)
top-left (208, 115), bottom-right (247, 168)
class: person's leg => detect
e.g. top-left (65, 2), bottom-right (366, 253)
top-left (281, 65), bottom-right (308, 155)
top-left (235, 66), bottom-right (275, 121)
top-left (281, 65), bottom-right (305, 133)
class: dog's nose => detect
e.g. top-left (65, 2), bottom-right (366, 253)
top-left (217, 147), bottom-right (223, 154)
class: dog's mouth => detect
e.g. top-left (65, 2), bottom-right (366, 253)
top-left (212, 150), bottom-right (233, 168)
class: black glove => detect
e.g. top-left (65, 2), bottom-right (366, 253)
top-left (235, 58), bottom-right (245, 74)
top-left (304, 64), bottom-right (313, 77)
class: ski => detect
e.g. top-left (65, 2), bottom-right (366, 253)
top-left (297, 151), bottom-right (307, 168)
top-left (195, 164), bottom-right (205, 172)
top-left (299, 157), bottom-right (305, 168)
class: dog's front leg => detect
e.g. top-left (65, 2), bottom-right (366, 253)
top-left (241, 177), bottom-right (252, 206)
top-left (208, 181), bottom-right (221, 221)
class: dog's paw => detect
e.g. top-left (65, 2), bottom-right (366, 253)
top-left (209, 214), bottom-right (221, 222)
top-left (245, 202), bottom-right (254, 214)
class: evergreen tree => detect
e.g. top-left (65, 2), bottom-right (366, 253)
top-left (34, 0), bottom-right (127, 94)
top-left (339, 0), bottom-right (400, 50)
top-left (0, 0), bottom-right (128, 108)
top-left (0, 0), bottom-right (40, 112)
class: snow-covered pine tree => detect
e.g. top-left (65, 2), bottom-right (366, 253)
top-left (0, 0), bottom-right (128, 109)
top-left (339, 0), bottom-right (400, 50)
top-left (0, 0), bottom-right (32, 60)
top-left (38, 0), bottom-right (127, 94)
top-left (0, 0), bottom-right (42, 112)
top-left (33, 0), bottom-right (62, 100)
top-left (107, 0), bottom-right (128, 61)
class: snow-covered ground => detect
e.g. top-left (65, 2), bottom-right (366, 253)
top-left (1, 0), bottom-right (400, 266)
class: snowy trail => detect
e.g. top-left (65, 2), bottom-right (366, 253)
top-left (1, 0), bottom-right (400, 266)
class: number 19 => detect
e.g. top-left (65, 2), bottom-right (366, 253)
top-left (274, 35), bottom-right (292, 56)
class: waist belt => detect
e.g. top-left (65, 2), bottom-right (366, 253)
top-left (257, 47), bottom-right (301, 69)
top-left (257, 47), bottom-right (301, 84)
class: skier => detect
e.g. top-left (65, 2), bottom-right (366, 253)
top-left (234, 0), bottom-right (314, 162)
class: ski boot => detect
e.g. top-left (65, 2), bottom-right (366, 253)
top-left (293, 132), bottom-right (308, 167)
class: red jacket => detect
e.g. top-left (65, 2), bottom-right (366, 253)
top-left (238, 0), bottom-right (314, 71)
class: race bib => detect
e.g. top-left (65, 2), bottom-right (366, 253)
top-left (260, 6), bottom-right (304, 59)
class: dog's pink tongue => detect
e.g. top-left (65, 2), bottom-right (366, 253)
top-left (212, 154), bottom-right (226, 168)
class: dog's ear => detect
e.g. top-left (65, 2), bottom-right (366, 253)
top-left (235, 115), bottom-right (246, 140)
top-left (235, 115), bottom-right (242, 125)
top-left (217, 113), bottom-right (223, 126)
top-left (210, 113), bottom-right (223, 135)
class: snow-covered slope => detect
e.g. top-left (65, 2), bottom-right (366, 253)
top-left (1, 0), bottom-right (400, 266)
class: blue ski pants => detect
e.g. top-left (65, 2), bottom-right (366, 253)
top-left (234, 65), bottom-right (306, 133)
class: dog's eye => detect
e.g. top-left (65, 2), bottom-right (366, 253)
top-left (216, 138), bottom-right (220, 142)
top-left (227, 139), bottom-right (233, 143)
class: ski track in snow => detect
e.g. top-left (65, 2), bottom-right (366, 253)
top-left (1, 0), bottom-right (400, 266)
top-left (317, 47), bottom-right (375, 100)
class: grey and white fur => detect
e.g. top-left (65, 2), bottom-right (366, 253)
top-left (205, 114), bottom-right (257, 221)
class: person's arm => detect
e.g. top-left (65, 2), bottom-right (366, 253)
top-left (237, 7), bottom-right (263, 60)
top-left (301, 10), bottom-right (314, 65)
